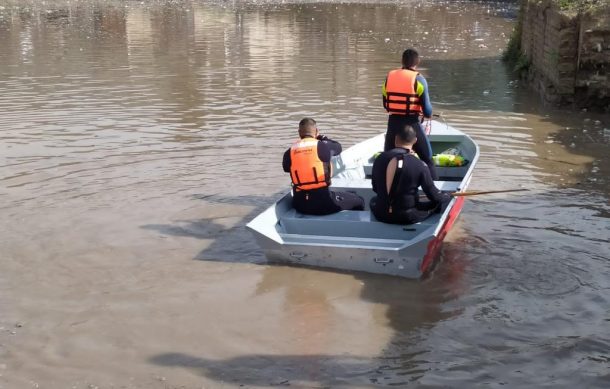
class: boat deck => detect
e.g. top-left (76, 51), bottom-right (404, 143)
top-left (331, 177), bottom-right (462, 192)
top-left (275, 177), bottom-right (459, 247)
top-left (280, 209), bottom-right (440, 241)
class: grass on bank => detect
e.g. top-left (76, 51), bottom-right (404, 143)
top-left (502, 1), bottom-right (528, 72)
top-left (503, 0), bottom-right (605, 70)
top-left (556, 0), bottom-right (605, 11)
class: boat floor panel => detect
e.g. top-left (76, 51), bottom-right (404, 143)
top-left (331, 177), bottom-right (462, 192)
top-left (279, 209), bottom-right (439, 240)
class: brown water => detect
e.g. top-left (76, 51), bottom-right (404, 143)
top-left (1, 0), bottom-right (609, 388)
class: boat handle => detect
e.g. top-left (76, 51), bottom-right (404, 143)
top-left (374, 257), bottom-right (393, 264)
top-left (289, 251), bottom-right (307, 260)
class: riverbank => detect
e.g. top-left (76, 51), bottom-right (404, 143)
top-left (505, 0), bottom-right (609, 112)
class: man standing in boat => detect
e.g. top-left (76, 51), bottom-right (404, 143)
top-left (382, 48), bottom-right (437, 179)
top-left (370, 124), bottom-right (450, 224)
top-left (283, 118), bottom-right (365, 215)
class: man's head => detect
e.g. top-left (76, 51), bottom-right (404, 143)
top-left (401, 48), bottom-right (420, 70)
top-left (395, 123), bottom-right (417, 148)
top-left (298, 117), bottom-right (318, 138)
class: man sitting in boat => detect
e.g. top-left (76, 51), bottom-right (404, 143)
top-left (282, 118), bottom-right (365, 215)
top-left (370, 124), bottom-right (451, 224)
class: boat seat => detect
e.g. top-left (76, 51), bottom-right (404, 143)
top-left (434, 180), bottom-right (463, 192)
top-left (330, 177), bottom-right (371, 189)
top-left (279, 209), bottom-right (440, 240)
top-left (331, 177), bottom-right (463, 193)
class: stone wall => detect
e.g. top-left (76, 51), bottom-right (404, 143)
top-left (519, 0), bottom-right (609, 111)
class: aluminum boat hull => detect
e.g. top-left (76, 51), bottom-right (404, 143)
top-left (247, 120), bottom-right (479, 278)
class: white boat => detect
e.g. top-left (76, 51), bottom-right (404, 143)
top-left (247, 120), bottom-right (479, 278)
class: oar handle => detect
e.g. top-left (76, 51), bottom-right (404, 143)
top-left (451, 189), bottom-right (529, 197)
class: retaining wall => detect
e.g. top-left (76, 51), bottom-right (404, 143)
top-left (520, 0), bottom-right (609, 111)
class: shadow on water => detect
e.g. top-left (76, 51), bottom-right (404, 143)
top-left (148, 352), bottom-right (426, 388)
top-left (142, 190), bottom-right (482, 386)
top-left (146, 271), bottom-right (468, 387)
top-left (141, 193), bottom-right (286, 263)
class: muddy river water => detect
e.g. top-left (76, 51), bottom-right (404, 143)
top-left (0, 0), bottom-right (609, 388)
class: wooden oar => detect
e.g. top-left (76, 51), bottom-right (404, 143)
top-left (451, 189), bottom-right (529, 197)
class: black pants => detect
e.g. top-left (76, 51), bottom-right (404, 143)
top-left (293, 188), bottom-right (365, 215)
top-left (370, 196), bottom-right (449, 225)
top-left (385, 115), bottom-right (438, 180)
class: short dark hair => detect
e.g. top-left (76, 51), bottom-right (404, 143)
top-left (402, 48), bottom-right (419, 69)
top-left (298, 117), bottom-right (317, 138)
top-left (396, 123), bottom-right (417, 143)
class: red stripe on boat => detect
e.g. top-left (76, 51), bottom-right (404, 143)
top-left (420, 196), bottom-right (465, 273)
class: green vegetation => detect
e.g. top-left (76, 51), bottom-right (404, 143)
top-left (502, 0), bottom-right (525, 69)
top-left (502, 26), bottom-right (522, 63)
top-left (555, 0), bottom-right (605, 11)
top-left (502, 0), bottom-right (610, 73)
top-left (513, 53), bottom-right (530, 73)
top-left (503, 0), bottom-right (604, 70)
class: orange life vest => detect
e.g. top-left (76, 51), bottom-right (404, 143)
top-left (383, 69), bottom-right (423, 116)
top-left (289, 138), bottom-right (330, 191)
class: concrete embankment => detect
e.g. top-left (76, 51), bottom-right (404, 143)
top-left (516, 0), bottom-right (609, 111)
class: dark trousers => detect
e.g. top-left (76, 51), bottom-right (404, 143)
top-left (293, 188), bottom-right (365, 215)
top-left (384, 115), bottom-right (438, 180)
top-left (370, 196), bottom-right (449, 225)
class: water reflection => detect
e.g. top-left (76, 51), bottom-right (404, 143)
top-left (148, 260), bottom-right (465, 387)
top-left (1, 1), bottom-right (609, 388)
